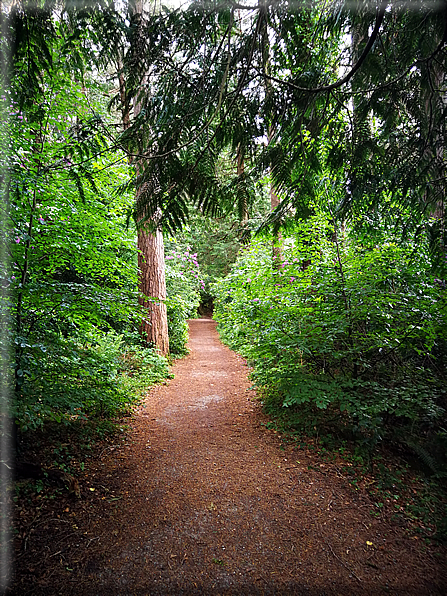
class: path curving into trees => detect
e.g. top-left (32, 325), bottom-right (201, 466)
top-left (12, 319), bottom-right (445, 595)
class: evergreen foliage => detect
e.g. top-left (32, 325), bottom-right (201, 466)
top-left (112, 0), bottom-right (446, 274)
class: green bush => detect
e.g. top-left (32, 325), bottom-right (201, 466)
top-left (166, 296), bottom-right (189, 356)
top-left (214, 216), bottom-right (446, 452)
top-left (14, 330), bottom-right (170, 431)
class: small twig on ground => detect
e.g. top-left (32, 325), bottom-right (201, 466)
top-left (326, 541), bottom-right (363, 583)
top-left (49, 550), bottom-right (63, 558)
top-left (17, 516), bottom-right (72, 559)
top-left (99, 446), bottom-right (114, 458)
top-left (87, 536), bottom-right (100, 547)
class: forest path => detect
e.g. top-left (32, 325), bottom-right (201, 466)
top-left (24, 319), bottom-right (445, 595)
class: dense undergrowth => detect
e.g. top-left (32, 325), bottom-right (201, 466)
top-left (1, 37), bottom-right (206, 440)
top-left (214, 215), bottom-right (447, 539)
top-left (12, 330), bottom-right (171, 433)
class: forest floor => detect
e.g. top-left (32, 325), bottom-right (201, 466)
top-left (9, 318), bottom-right (447, 595)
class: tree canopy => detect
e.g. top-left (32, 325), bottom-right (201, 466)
top-left (106, 0), bottom-right (443, 264)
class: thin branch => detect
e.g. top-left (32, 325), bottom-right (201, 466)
top-left (256, 0), bottom-right (388, 94)
top-left (350, 5), bottom-right (447, 94)
top-left (191, 11), bottom-right (263, 171)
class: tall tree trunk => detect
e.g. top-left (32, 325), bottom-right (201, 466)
top-left (236, 143), bottom-right (248, 224)
top-left (349, 11), bottom-right (369, 206)
top-left (421, 59), bottom-right (445, 244)
top-left (127, 0), bottom-right (169, 354)
top-left (137, 224), bottom-right (169, 354)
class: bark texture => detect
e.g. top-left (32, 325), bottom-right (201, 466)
top-left (131, 0), bottom-right (170, 356)
top-left (236, 144), bottom-right (248, 223)
top-left (137, 224), bottom-right (169, 356)
top-left (260, 5), bottom-right (282, 265)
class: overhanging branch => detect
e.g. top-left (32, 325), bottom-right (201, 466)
top-left (257, 0), bottom-right (388, 94)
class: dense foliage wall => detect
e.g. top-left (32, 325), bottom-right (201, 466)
top-left (0, 4), bottom-right (202, 432)
top-left (214, 215), bottom-right (446, 467)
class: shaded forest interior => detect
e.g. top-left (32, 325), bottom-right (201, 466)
top-left (1, 0), bottom-right (447, 591)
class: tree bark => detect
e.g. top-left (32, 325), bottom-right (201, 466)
top-left (127, 0), bottom-right (169, 355)
top-left (349, 11), bottom-right (369, 204)
top-left (137, 224), bottom-right (169, 355)
top-left (236, 143), bottom-right (248, 223)
top-left (260, 1), bottom-right (282, 265)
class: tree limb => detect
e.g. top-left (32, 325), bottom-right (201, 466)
top-left (256, 0), bottom-right (388, 94)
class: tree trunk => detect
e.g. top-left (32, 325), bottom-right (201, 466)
top-left (421, 60), bottom-right (445, 230)
top-left (260, 1), bottom-right (282, 265)
top-left (127, 0), bottom-right (170, 355)
top-left (349, 12), bottom-right (369, 204)
top-left (236, 143), bottom-right (249, 224)
top-left (138, 225), bottom-right (169, 355)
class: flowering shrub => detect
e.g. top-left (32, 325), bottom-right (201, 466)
top-left (165, 244), bottom-right (205, 315)
top-left (1, 65), bottom-right (173, 430)
top-left (164, 240), bottom-right (206, 354)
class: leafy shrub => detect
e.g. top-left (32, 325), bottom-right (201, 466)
top-left (165, 242), bottom-right (204, 317)
top-left (166, 296), bottom-right (189, 356)
top-left (13, 330), bottom-right (170, 431)
top-left (214, 216), bottom-right (446, 455)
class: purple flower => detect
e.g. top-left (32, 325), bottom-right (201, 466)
top-left (15, 237), bottom-right (20, 243)
top-left (38, 217), bottom-right (45, 224)
top-left (253, 298), bottom-right (260, 302)
top-left (290, 277), bottom-right (295, 283)
top-left (166, 256), bottom-right (174, 260)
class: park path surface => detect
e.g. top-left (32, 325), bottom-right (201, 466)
top-left (16, 318), bottom-right (446, 595)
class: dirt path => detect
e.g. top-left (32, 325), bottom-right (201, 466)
top-left (12, 319), bottom-right (446, 595)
